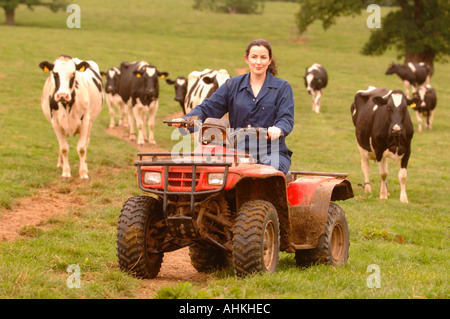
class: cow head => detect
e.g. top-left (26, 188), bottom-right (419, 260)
top-left (101, 67), bottom-right (120, 94)
top-left (385, 62), bottom-right (398, 75)
top-left (133, 65), bottom-right (169, 102)
top-left (39, 55), bottom-right (90, 104)
top-left (166, 76), bottom-right (187, 107)
top-left (303, 72), bottom-right (319, 94)
top-left (373, 90), bottom-right (416, 136)
top-left (413, 85), bottom-right (434, 111)
top-left (303, 64), bottom-right (325, 93)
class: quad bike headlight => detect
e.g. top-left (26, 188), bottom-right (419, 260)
top-left (144, 172), bottom-right (162, 185)
top-left (208, 173), bottom-right (224, 186)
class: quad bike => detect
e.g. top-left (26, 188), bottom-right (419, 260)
top-left (116, 118), bottom-right (354, 278)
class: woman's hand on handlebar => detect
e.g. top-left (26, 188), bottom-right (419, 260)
top-left (267, 126), bottom-right (283, 140)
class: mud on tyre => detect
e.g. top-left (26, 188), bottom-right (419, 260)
top-left (232, 200), bottom-right (280, 276)
top-left (295, 202), bottom-right (349, 267)
top-left (116, 196), bottom-right (165, 279)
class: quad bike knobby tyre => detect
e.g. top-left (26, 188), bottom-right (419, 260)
top-left (232, 200), bottom-right (280, 276)
top-left (116, 196), bottom-right (165, 278)
top-left (189, 246), bottom-right (229, 273)
top-left (295, 202), bottom-right (349, 267)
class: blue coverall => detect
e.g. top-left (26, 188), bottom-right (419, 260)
top-left (184, 72), bottom-right (295, 174)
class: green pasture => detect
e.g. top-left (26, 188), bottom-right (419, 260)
top-left (0, 0), bottom-right (448, 299)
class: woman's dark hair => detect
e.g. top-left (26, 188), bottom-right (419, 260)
top-left (245, 39), bottom-right (278, 76)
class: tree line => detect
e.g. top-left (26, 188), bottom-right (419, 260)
top-left (1, 0), bottom-right (448, 70)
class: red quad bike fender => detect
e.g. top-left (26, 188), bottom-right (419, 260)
top-left (286, 172), bottom-right (354, 251)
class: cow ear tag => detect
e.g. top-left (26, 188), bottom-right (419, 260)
top-left (43, 66), bottom-right (50, 73)
top-left (410, 103), bottom-right (416, 109)
top-left (136, 73), bottom-right (142, 78)
top-left (79, 65), bottom-right (86, 72)
top-left (160, 74), bottom-right (166, 79)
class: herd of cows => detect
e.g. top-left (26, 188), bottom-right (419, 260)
top-left (38, 55), bottom-right (437, 203)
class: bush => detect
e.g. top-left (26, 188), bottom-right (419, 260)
top-left (193, 0), bottom-right (264, 14)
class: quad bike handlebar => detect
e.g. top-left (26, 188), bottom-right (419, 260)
top-left (163, 119), bottom-right (196, 128)
top-left (164, 118), bottom-right (284, 140)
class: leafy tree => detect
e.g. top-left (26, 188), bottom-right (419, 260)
top-left (193, 0), bottom-right (264, 14)
top-left (296, 0), bottom-right (450, 72)
top-left (0, 0), bottom-right (67, 26)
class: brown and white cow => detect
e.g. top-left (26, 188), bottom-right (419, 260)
top-left (351, 86), bottom-right (417, 203)
top-left (303, 63), bottom-right (328, 113)
top-left (100, 67), bottom-right (128, 128)
top-left (411, 84), bottom-right (437, 132)
top-left (117, 61), bottom-right (169, 145)
top-left (184, 69), bottom-right (230, 115)
top-left (385, 62), bottom-right (431, 98)
top-left (39, 55), bottom-right (103, 179)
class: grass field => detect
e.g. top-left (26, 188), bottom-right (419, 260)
top-left (0, 0), bottom-right (448, 299)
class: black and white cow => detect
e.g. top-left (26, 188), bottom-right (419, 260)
top-left (100, 67), bottom-right (128, 128)
top-left (39, 55), bottom-right (103, 179)
top-left (184, 69), bottom-right (230, 115)
top-left (351, 86), bottom-right (417, 203)
top-left (303, 63), bottom-right (328, 113)
top-left (117, 61), bottom-right (169, 145)
top-left (411, 84), bottom-right (437, 132)
top-left (166, 76), bottom-right (188, 114)
top-left (385, 62), bottom-right (431, 98)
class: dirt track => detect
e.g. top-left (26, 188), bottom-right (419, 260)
top-left (0, 121), bottom-right (210, 297)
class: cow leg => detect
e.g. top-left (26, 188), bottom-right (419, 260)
top-left (377, 156), bottom-right (389, 200)
top-left (140, 106), bottom-right (149, 144)
top-left (398, 168), bottom-right (408, 203)
top-left (403, 80), bottom-right (411, 98)
top-left (309, 90), bottom-right (316, 112)
top-left (57, 152), bottom-right (63, 169)
top-left (126, 104), bottom-right (136, 141)
top-left (147, 100), bottom-right (159, 145)
top-left (133, 105), bottom-right (146, 146)
top-left (358, 145), bottom-right (372, 193)
top-left (118, 99), bottom-right (128, 128)
top-left (77, 118), bottom-right (93, 179)
top-left (106, 95), bottom-right (115, 128)
top-left (313, 90), bottom-right (322, 113)
top-left (427, 110), bottom-right (434, 130)
top-left (50, 120), bottom-right (71, 178)
top-left (415, 110), bottom-right (423, 133)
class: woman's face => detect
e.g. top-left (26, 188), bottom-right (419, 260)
top-left (245, 45), bottom-right (272, 77)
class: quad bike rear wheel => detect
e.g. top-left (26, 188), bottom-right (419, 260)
top-left (189, 246), bottom-right (229, 273)
top-left (116, 196), bottom-right (165, 278)
top-left (295, 202), bottom-right (349, 267)
top-left (232, 200), bottom-right (280, 276)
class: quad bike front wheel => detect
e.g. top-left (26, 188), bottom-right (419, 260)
top-left (295, 202), bottom-right (349, 267)
top-left (232, 200), bottom-right (280, 276)
top-left (116, 196), bottom-right (165, 278)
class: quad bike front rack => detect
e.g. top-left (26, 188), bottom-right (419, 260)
top-left (135, 152), bottom-right (236, 216)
